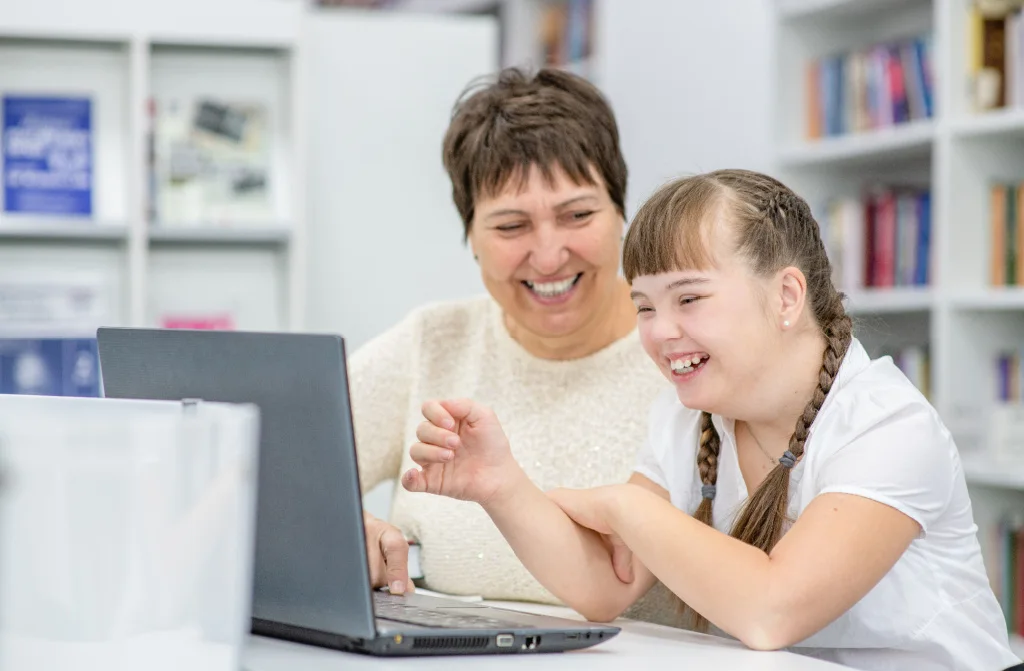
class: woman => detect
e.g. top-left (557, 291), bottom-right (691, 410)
top-left (350, 66), bottom-right (676, 622)
top-left (404, 169), bottom-right (1021, 670)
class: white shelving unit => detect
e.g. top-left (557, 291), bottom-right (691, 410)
top-left (393, 0), bottom-right (600, 82)
top-left (0, 0), bottom-right (306, 334)
top-left (773, 0), bottom-right (1024, 645)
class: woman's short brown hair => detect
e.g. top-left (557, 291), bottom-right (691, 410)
top-left (442, 66), bottom-right (627, 240)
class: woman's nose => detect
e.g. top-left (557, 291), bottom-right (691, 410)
top-left (529, 229), bottom-right (570, 276)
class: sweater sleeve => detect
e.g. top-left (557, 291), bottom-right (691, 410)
top-left (347, 310), bottom-right (421, 493)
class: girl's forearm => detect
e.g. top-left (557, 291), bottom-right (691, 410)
top-left (606, 485), bottom-right (774, 645)
top-left (482, 472), bottom-right (640, 621)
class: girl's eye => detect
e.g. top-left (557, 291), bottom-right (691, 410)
top-left (635, 305), bottom-right (653, 314)
top-left (679, 296), bottom-right (700, 306)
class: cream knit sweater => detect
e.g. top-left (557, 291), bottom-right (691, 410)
top-left (348, 295), bottom-right (686, 627)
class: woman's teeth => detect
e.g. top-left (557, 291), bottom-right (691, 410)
top-left (525, 274), bottom-right (581, 297)
top-left (670, 355), bottom-right (707, 373)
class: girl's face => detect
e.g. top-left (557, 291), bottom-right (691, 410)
top-left (630, 226), bottom-right (781, 416)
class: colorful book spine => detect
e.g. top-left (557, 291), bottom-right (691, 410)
top-left (990, 181), bottom-right (1024, 286)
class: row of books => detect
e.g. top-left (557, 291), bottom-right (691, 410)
top-left (990, 182), bottom-right (1024, 286)
top-left (987, 518), bottom-right (1024, 638)
top-left (1, 90), bottom-right (276, 228)
top-left (886, 346), bottom-right (930, 398)
top-left (816, 187), bottom-right (932, 292)
top-left (969, 2), bottom-right (1024, 111)
top-left (996, 350), bottom-right (1024, 403)
top-left (805, 34), bottom-right (934, 140)
top-left (540, 0), bottom-right (593, 74)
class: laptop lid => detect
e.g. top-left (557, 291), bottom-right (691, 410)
top-left (96, 327), bottom-right (377, 641)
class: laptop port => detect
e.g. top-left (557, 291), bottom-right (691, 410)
top-left (565, 633), bottom-right (579, 640)
top-left (496, 634), bottom-right (514, 648)
top-left (524, 635), bottom-right (541, 650)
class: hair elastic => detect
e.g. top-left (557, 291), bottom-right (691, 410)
top-left (701, 484), bottom-right (716, 500)
top-left (778, 450), bottom-right (797, 469)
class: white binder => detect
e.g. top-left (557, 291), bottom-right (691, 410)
top-left (0, 394), bottom-right (260, 671)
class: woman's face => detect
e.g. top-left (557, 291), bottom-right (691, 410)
top-left (630, 226), bottom-right (778, 416)
top-left (468, 164), bottom-right (624, 340)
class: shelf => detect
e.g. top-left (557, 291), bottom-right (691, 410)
top-left (949, 288), bottom-right (1024, 311)
top-left (148, 227), bottom-right (291, 246)
top-left (1012, 634), bottom-right (1024, 660)
top-left (0, 219), bottom-right (128, 243)
top-left (777, 0), bottom-right (924, 21)
top-left (844, 287), bottom-right (933, 315)
top-left (950, 108), bottom-right (1024, 140)
top-left (778, 120), bottom-right (934, 169)
top-left (391, 0), bottom-right (501, 13)
top-left (962, 453), bottom-right (1024, 490)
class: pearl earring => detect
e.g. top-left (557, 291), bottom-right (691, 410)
top-left (783, 320), bottom-right (790, 327)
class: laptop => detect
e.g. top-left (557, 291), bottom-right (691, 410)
top-left (96, 327), bottom-right (620, 656)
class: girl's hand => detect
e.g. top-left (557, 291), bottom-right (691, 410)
top-left (548, 486), bottom-right (636, 584)
top-left (402, 398), bottom-right (525, 508)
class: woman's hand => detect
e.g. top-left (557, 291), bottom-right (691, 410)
top-left (548, 486), bottom-right (636, 585)
top-left (402, 398), bottom-right (526, 508)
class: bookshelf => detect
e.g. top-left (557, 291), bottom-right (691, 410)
top-left (773, 0), bottom-right (1024, 645)
top-left (0, 0), bottom-right (306, 336)
top-left (394, 0), bottom-right (599, 81)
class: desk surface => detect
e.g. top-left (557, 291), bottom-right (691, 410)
top-left (243, 600), bottom-right (852, 670)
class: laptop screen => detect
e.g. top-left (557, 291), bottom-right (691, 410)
top-left (96, 327), bottom-right (378, 640)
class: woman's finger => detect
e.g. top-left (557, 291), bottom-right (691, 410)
top-left (415, 420), bottom-right (461, 449)
top-left (409, 441), bottom-right (454, 467)
top-left (421, 400), bottom-right (456, 430)
top-left (401, 468), bottom-right (427, 493)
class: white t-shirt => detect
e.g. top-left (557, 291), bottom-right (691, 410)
top-left (634, 338), bottom-right (1020, 671)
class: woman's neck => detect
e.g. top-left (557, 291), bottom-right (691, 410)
top-left (739, 330), bottom-right (829, 454)
top-left (503, 279), bottom-right (637, 361)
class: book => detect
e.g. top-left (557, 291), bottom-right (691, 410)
top-left (0, 337), bottom-right (101, 397)
top-left (153, 97), bottom-right (273, 228)
top-left (2, 95), bottom-right (92, 217)
top-left (160, 313), bottom-right (235, 330)
top-left (0, 271), bottom-right (109, 336)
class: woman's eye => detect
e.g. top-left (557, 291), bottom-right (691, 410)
top-left (679, 296), bottom-right (699, 306)
top-left (495, 223), bottom-right (525, 232)
top-left (562, 210), bottom-right (595, 225)
top-left (635, 305), bottom-right (653, 314)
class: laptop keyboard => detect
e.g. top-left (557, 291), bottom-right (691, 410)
top-left (374, 594), bottom-right (534, 630)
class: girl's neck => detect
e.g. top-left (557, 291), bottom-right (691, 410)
top-left (738, 329), bottom-right (829, 454)
top-left (504, 279), bottom-right (637, 361)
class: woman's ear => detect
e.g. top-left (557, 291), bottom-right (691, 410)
top-left (778, 266), bottom-right (808, 329)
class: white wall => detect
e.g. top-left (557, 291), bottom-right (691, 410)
top-left (303, 12), bottom-right (496, 352)
top-left (598, 0), bottom-right (775, 216)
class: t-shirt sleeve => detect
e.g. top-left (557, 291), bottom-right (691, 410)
top-left (633, 389), bottom-right (686, 493)
top-left (814, 398), bottom-right (957, 535)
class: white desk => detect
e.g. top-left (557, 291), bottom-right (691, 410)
top-left (243, 601), bottom-right (853, 670)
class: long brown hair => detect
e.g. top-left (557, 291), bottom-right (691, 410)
top-left (622, 170), bottom-right (853, 630)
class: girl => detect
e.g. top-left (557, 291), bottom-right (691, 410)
top-left (401, 169), bottom-right (1020, 671)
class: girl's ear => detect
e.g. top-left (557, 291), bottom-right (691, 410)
top-left (778, 265), bottom-right (808, 328)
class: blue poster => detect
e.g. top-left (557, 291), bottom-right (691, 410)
top-left (2, 95), bottom-right (92, 216)
top-left (0, 338), bottom-right (101, 397)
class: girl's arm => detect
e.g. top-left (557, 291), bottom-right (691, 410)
top-left (401, 398), bottom-right (660, 620)
top-left (593, 485), bottom-right (920, 649)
